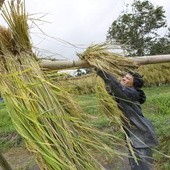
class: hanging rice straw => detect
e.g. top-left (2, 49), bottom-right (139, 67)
top-left (95, 78), bottom-right (138, 163)
top-left (77, 43), bottom-right (138, 77)
top-left (0, 52), bottom-right (126, 169)
top-left (0, 1), bottom-right (127, 169)
top-left (77, 43), bottom-right (139, 164)
top-left (95, 79), bottom-right (126, 126)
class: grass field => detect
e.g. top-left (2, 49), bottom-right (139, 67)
top-left (0, 84), bottom-right (170, 169)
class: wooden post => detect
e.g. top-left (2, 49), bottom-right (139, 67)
top-left (39, 54), bottom-right (170, 70)
top-left (39, 59), bottom-right (89, 70)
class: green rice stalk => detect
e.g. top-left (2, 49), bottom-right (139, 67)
top-left (0, 1), bottom-right (126, 169)
top-left (0, 51), bottom-right (126, 170)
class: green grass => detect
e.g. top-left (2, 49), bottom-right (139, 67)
top-left (0, 103), bottom-right (14, 133)
top-left (0, 102), bottom-right (22, 150)
top-left (0, 85), bottom-right (170, 169)
top-left (77, 85), bottom-right (170, 170)
top-left (141, 85), bottom-right (170, 170)
top-left (76, 94), bottom-right (112, 130)
top-left (143, 85), bottom-right (170, 115)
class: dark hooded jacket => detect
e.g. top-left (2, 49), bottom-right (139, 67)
top-left (97, 70), bottom-right (158, 148)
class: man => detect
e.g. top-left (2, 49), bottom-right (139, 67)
top-left (96, 69), bottom-right (158, 170)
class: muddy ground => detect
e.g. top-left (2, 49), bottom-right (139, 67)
top-left (0, 147), bottom-right (131, 170)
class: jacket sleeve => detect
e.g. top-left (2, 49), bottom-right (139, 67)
top-left (97, 70), bottom-right (136, 103)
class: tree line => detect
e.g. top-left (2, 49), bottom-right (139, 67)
top-left (107, 0), bottom-right (170, 56)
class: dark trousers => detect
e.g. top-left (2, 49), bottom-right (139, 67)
top-left (128, 147), bottom-right (153, 170)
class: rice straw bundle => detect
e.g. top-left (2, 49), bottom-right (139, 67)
top-left (77, 44), bottom-right (136, 124)
top-left (77, 44), bottom-right (138, 77)
top-left (0, 52), bottom-right (125, 169)
top-left (0, 1), bottom-right (126, 169)
top-left (0, 26), bottom-right (14, 52)
top-left (78, 44), bottom-right (139, 163)
top-left (2, 0), bottom-right (32, 51)
top-left (77, 43), bottom-right (137, 133)
top-left (95, 79), bottom-right (126, 127)
top-left (95, 79), bottom-right (138, 163)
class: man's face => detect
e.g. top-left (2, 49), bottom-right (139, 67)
top-left (120, 73), bottom-right (134, 87)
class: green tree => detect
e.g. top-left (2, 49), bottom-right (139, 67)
top-left (149, 28), bottom-right (170, 55)
top-left (107, 0), bottom-right (169, 56)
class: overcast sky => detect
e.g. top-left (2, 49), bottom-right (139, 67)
top-left (1, 0), bottom-right (170, 60)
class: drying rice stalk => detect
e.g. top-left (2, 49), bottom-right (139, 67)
top-left (0, 1), bottom-right (126, 169)
top-left (78, 44), bottom-right (139, 163)
top-left (77, 44), bottom-right (138, 77)
top-left (0, 52), bottom-right (125, 169)
top-left (95, 79), bottom-right (125, 126)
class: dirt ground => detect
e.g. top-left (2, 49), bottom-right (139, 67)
top-left (0, 147), bottom-right (131, 170)
top-left (0, 147), bottom-right (38, 170)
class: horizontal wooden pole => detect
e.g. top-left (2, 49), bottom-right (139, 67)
top-left (39, 54), bottom-right (170, 70)
top-left (130, 54), bottom-right (170, 65)
top-left (39, 59), bottom-right (90, 70)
